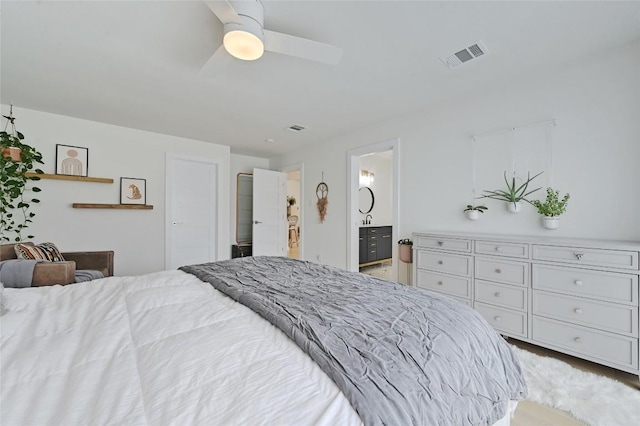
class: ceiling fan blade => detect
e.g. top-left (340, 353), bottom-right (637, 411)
top-left (200, 44), bottom-right (234, 78)
top-left (204, 0), bottom-right (242, 24)
top-left (263, 30), bottom-right (343, 65)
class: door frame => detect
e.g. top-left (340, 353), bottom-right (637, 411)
top-left (280, 162), bottom-right (304, 260)
top-left (347, 139), bottom-right (400, 279)
top-left (165, 152), bottom-right (224, 269)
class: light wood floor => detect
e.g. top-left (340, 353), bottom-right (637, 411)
top-left (509, 339), bottom-right (639, 425)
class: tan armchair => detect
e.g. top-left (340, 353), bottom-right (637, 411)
top-left (0, 243), bottom-right (114, 287)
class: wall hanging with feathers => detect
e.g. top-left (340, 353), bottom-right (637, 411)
top-left (316, 173), bottom-right (328, 223)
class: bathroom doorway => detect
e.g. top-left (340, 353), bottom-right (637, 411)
top-left (358, 150), bottom-right (393, 280)
top-left (347, 139), bottom-right (399, 282)
top-left (282, 164), bottom-right (303, 260)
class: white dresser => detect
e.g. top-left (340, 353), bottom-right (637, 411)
top-left (412, 231), bottom-right (640, 377)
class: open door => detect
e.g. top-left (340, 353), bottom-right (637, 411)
top-left (252, 168), bottom-right (287, 256)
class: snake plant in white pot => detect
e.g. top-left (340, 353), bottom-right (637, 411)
top-left (530, 187), bottom-right (570, 230)
top-left (481, 171), bottom-right (543, 213)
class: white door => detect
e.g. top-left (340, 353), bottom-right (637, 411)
top-left (165, 154), bottom-right (218, 269)
top-left (252, 168), bottom-right (287, 256)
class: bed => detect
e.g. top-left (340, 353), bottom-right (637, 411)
top-left (1, 256), bottom-right (526, 425)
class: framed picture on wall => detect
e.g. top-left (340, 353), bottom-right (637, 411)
top-left (55, 144), bottom-right (88, 177)
top-left (120, 177), bottom-right (146, 205)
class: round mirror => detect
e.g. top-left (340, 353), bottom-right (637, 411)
top-left (358, 187), bottom-right (375, 214)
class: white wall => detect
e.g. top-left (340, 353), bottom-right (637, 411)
top-left (271, 40), bottom-right (640, 270)
top-left (3, 106), bottom-right (231, 276)
top-left (230, 154), bottom-right (270, 246)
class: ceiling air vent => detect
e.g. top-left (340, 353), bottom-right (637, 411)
top-left (440, 41), bottom-right (488, 69)
top-left (287, 124), bottom-right (306, 132)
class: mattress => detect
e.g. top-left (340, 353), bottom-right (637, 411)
top-left (1, 265), bottom-right (521, 425)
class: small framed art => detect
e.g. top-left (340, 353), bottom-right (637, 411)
top-left (56, 144), bottom-right (88, 177)
top-left (120, 177), bottom-right (146, 205)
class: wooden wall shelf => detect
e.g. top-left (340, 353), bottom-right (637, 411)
top-left (26, 173), bottom-right (113, 184)
top-left (72, 203), bottom-right (153, 210)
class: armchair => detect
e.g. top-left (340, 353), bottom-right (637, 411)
top-left (0, 243), bottom-right (114, 287)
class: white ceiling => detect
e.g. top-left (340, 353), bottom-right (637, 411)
top-left (2, 1), bottom-right (639, 157)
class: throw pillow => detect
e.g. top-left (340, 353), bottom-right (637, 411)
top-left (14, 242), bottom-right (65, 262)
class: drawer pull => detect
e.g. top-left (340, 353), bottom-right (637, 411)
top-left (574, 252), bottom-right (584, 260)
top-left (382, 235), bottom-right (390, 238)
top-left (437, 281), bottom-right (443, 285)
top-left (495, 268), bottom-right (502, 274)
top-left (574, 308), bottom-right (583, 315)
top-left (437, 241), bottom-right (443, 246)
top-left (574, 337), bottom-right (583, 343)
top-left (494, 292), bottom-right (501, 297)
top-left (495, 246), bottom-right (503, 252)
top-left (437, 260), bottom-right (443, 265)
top-left (575, 280), bottom-right (584, 286)
top-left (494, 316), bottom-right (502, 322)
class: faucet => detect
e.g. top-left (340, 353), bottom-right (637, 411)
top-left (365, 214), bottom-right (373, 225)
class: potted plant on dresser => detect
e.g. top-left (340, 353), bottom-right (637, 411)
top-left (481, 171), bottom-right (543, 213)
top-left (530, 187), bottom-right (570, 230)
top-left (1, 108), bottom-right (44, 242)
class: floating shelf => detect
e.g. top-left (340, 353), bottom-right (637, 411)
top-left (72, 203), bottom-right (153, 210)
top-left (25, 173), bottom-right (113, 184)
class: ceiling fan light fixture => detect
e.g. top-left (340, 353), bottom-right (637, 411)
top-left (223, 18), bottom-right (264, 61)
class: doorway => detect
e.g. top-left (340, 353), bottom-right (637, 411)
top-left (347, 140), bottom-right (399, 281)
top-left (165, 153), bottom-right (221, 270)
top-left (281, 163), bottom-right (303, 260)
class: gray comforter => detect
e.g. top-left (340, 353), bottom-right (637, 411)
top-left (181, 256), bottom-right (527, 425)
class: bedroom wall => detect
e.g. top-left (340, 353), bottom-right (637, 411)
top-left (2, 106), bottom-right (231, 276)
top-left (270, 40), bottom-right (640, 270)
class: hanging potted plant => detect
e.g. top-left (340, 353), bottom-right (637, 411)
top-left (481, 171), bottom-right (543, 213)
top-left (0, 107), bottom-right (45, 242)
top-left (463, 204), bottom-right (487, 220)
top-left (286, 195), bottom-right (296, 216)
top-left (398, 238), bottom-right (413, 263)
top-left (530, 187), bottom-right (570, 230)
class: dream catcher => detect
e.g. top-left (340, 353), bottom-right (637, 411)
top-left (316, 173), bottom-right (329, 223)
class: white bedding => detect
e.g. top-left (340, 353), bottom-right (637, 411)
top-left (1, 270), bottom-right (362, 425)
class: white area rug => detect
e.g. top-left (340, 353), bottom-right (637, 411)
top-left (512, 345), bottom-right (640, 426)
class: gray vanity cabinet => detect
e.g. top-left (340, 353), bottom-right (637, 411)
top-left (360, 226), bottom-right (392, 266)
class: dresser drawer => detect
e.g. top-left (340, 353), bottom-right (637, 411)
top-left (533, 291), bottom-right (638, 337)
top-left (416, 251), bottom-right (471, 276)
top-left (475, 241), bottom-right (529, 259)
top-left (475, 280), bottom-right (527, 311)
top-left (415, 235), bottom-right (472, 253)
top-left (475, 302), bottom-right (527, 338)
top-left (532, 264), bottom-right (638, 305)
top-left (532, 316), bottom-right (638, 370)
top-left (475, 258), bottom-right (528, 286)
top-left (416, 270), bottom-right (471, 299)
top-left (533, 245), bottom-right (639, 270)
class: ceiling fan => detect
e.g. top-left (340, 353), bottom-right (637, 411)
top-left (201, 0), bottom-right (343, 75)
